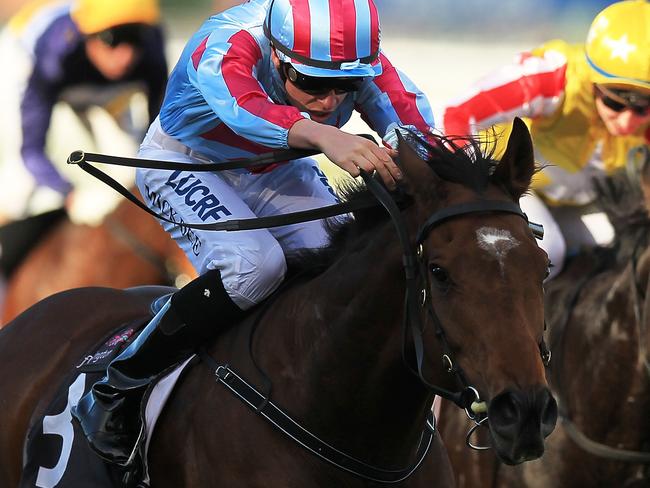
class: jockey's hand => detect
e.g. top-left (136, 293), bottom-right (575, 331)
top-left (288, 119), bottom-right (402, 189)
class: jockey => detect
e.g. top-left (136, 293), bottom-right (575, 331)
top-left (0, 0), bottom-right (167, 223)
top-left (72, 0), bottom-right (435, 466)
top-left (442, 0), bottom-right (650, 279)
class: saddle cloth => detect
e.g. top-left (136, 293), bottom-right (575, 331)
top-left (19, 322), bottom-right (194, 488)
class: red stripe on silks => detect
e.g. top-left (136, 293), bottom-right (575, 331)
top-left (372, 53), bottom-right (428, 131)
top-left (202, 123), bottom-right (273, 155)
top-left (202, 123), bottom-right (287, 173)
top-left (290, 0), bottom-right (311, 58)
top-left (443, 64), bottom-right (567, 136)
top-left (328, 0), bottom-right (355, 61)
top-left (191, 36), bottom-right (210, 70)
top-left (221, 30), bottom-right (304, 129)
top-left (368, 0), bottom-right (379, 56)
top-left (342, 0), bottom-right (357, 60)
top-left (645, 126), bottom-right (650, 144)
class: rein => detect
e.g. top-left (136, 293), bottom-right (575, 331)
top-left (561, 416), bottom-right (650, 464)
top-left (67, 150), bottom-right (378, 233)
top-left (198, 350), bottom-right (436, 484)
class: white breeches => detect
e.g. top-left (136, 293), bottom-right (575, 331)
top-left (520, 192), bottom-right (614, 280)
top-left (136, 119), bottom-right (340, 310)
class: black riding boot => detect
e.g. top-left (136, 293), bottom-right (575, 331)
top-left (71, 269), bottom-right (245, 466)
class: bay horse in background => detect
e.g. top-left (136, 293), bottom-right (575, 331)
top-left (0, 119), bottom-right (556, 487)
top-left (0, 189), bottom-right (196, 324)
top-left (439, 147), bottom-right (650, 488)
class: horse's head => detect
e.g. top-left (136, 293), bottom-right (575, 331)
top-left (398, 118), bottom-right (557, 465)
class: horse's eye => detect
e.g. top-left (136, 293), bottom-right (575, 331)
top-left (430, 265), bottom-right (450, 285)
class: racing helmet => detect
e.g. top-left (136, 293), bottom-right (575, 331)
top-left (264, 0), bottom-right (381, 78)
top-left (585, 0), bottom-right (650, 91)
top-left (71, 0), bottom-right (160, 35)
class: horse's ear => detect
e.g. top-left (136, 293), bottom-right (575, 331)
top-left (493, 117), bottom-right (535, 200)
top-left (396, 131), bottom-right (436, 195)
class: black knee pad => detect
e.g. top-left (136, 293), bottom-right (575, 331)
top-left (171, 269), bottom-right (245, 331)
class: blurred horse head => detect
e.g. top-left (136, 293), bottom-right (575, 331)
top-left (1, 189), bottom-right (195, 324)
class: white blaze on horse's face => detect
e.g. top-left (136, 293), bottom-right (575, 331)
top-left (476, 226), bottom-right (520, 275)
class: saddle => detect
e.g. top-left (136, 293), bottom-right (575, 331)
top-left (19, 310), bottom-right (194, 488)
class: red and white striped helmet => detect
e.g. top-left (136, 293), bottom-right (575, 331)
top-left (264, 0), bottom-right (381, 78)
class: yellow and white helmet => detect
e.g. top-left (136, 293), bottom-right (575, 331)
top-left (585, 0), bottom-right (649, 91)
top-left (71, 0), bottom-right (160, 35)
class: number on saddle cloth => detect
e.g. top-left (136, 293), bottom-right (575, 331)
top-left (19, 317), bottom-right (193, 488)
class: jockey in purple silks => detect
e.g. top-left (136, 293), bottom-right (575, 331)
top-left (0, 0), bottom-right (167, 222)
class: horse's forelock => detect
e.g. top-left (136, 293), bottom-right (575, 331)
top-left (404, 131), bottom-right (499, 195)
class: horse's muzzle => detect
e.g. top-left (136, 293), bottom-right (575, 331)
top-left (487, 386), bottom-right (558, 465)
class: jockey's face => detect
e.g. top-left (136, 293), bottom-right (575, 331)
top-left (284, 79), bottom-right (348, 123)
top-left (272, 50), bottom-right (348, 123)
top-left (85, 36), bottom-right (140, 80)
top-left (594, 85), bottom-right (650, 136)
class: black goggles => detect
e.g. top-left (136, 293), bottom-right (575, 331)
top-left (595, 85), bottom-right (650, 116)
top-left (282, 64), bottom-right (364, 95)
top-left (94, 23), bottom-right (153, 48)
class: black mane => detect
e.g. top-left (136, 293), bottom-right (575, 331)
top-left (286, 131), bottom-right (503, 277)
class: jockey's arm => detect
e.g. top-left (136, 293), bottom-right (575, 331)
top-left (193, 29), bottom-right (401, 187)
top-left (441, 48), bottom-right (568, 137)
top-left (20, 71), bottom-right (72, 196)
top-left (193, 29), bottom-right (306, 149)
top-left (288, 119), bottom-right (401, 188)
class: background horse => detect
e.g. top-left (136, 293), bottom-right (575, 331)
top-left (0, 190), bottom-right (195, 325)
top-left (439, 149), bottom-right (650, 488)
top-left (0, 120), bottom-right (556, 487)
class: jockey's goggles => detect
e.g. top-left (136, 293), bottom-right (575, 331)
top-left (595, 85), bottom-right (650, 116)
top-left (282, 64), bottom-right (365, 96)
top-left (94, 23), bottom-right (152, 48)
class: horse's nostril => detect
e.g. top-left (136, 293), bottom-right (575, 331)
top-left (488, 391), bottom-right (521, 432)
top-left (540, 390), bottom-right (558, 437)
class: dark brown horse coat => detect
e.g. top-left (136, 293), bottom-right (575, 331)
top-left (0, 120), bottom-right (555, 487)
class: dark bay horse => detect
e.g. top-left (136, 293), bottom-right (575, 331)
top-left (440, 149), bottom-right (650, 488)
top-left (0, 119), bottom-right (556, 487)
top-left (0, 190), bottom-right (196, 324)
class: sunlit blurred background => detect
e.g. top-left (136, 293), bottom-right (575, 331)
top-left (0, 0), bottom-right (618, 220)
top-left (0, 0), bottom-right (624, 322)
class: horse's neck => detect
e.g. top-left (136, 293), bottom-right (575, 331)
top-left (561, 245), bottom-right (650, 444)
top-left (262, 221), bottom-right (433, 465)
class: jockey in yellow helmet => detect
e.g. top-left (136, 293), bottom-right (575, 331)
top-left (71, 0), bottom-right (160, 35)
top-left (442, 0), bottom-right (650, 279)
